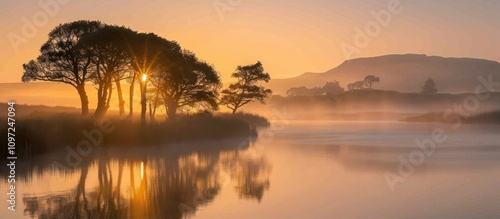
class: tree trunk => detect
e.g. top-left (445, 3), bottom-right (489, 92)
top-left (94, 83), bottom-right (105, 119)
top-left (232, 107), bottom-right (238, 114)
top-left (149, 103), bottom-right (155, 121)
top-left (129, 73), bottom-right (136, 117)
top-left (115, 76), bottom-right (125, 116)
top-left (103, 83), bottom-right (113, 115)
top-left (140, 81), bottom-right (147, 125)
top-left (94, 77), bottom-right (113, 119)
top-left (152, 89), bottom-right (160, 118)
top-left (166, 101), bottom-right (178, 120)
top-left (77, 84), bottom-right (89, 116)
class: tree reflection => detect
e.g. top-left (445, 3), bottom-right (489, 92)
top-left (20, 139), bottom-right (271, 219)
top-left (233, 156), bottom-right (271, 202)
top-left (220, 150), bottom-right (271, 202)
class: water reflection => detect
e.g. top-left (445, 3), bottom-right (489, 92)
top-left (277, 139), bottom-right (500, 176)
top-left (6, 138), bottom-right (271, 219)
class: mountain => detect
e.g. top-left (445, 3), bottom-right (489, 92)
top-left (268, 54), bottom-right (500, 95)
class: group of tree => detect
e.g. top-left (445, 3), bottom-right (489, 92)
top-left (347, 75), bottom-right (380, 90)
top-left (22, 20), bottom-right (272, 120)
top-left (286, 81), bottom-right (344, 96)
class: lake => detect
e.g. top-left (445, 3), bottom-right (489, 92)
top-left (2, 121), bottom-right (500, 218)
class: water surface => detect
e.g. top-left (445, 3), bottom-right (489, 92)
top-left (2, 121), bottom-right (500, 218)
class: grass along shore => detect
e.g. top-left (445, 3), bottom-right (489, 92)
top-left (0, 111), bottom-right (269, 159)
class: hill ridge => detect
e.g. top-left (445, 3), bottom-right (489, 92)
top-left (269, 54), bottom-right (500, 94)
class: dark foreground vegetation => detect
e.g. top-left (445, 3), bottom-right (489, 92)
top-left (0, 111), bottom-right (269, 159)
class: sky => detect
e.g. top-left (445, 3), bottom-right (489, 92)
top-left (1, 0), bottom-right (499, 83)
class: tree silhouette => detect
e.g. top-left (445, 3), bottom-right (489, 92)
top-left (321, 81), bottom-right (344, 95)
top-left (347, 81), bottom-right (366, 90)
top-left (220, 62), bottom-right (272, 114)
top-left (421, 77), bottom-right (438, 94)
top-left (22, 20), bottom-right (103, 116)
top-left (81, 25), bottom-right (135, 118)
top-left (363, 75), bottom-right (380, 89)
top-left (126, 33), bottom-right (181, 122)
top-left (155, 50), bottom-right (221, 119)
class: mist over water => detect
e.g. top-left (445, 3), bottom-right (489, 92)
top-left (2, 121), bottom-right (500, 218)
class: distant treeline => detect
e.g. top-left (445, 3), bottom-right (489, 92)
top-left (286, 81), bottom-right (345, 96)
top-left (240, 89), bottom-right (500, 120)
top-left (285, 75), bottom-right (440, 97)
top-left (286, 75), bottom-right (382, 96)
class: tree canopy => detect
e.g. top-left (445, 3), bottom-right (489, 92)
top-left (22, 20), bottom-right (104, 115)
top-left (347, 75), bottom-right (381, 90)
top-left (363, 75), bottom-right (380, 88)
top-left (154, 50), bottom-right (221, 119)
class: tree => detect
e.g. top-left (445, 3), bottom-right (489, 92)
top-left (81, 25), bottom-right (135, 118)
top-left (155, 50), bottom-right (221, 119)
top-left (363, 75), bottom-right (380, 89)
top-left (126, 32), bottom-right (181, 122)
top-left (322, 81), bottom-right (345, 95)
top-left (421, 77), bottom-right (438, 94)
top-left (22, 20), bottom-right (104, 116)
top-left (220, 62), bottom-right (272, 114)
top-left (348, 81), bottom-right (366, 90)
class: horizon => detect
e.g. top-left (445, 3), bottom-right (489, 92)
top-left (1, 0), bottom-right (500, 83)
top-left (0, 53), bottom-right (498, 85)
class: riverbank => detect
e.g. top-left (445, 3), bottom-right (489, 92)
top-left (404, 110), bottom-right (500, 124)
top-left (0, 112), bottom-right (269, 159)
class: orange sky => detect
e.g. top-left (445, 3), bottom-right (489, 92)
top-left (1, 0), bottom-right (499, 83)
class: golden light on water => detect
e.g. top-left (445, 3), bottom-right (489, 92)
top-left (142, 74), bottom-right (147, 82)
top-left (140, 162), bottom-right (144, 180)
